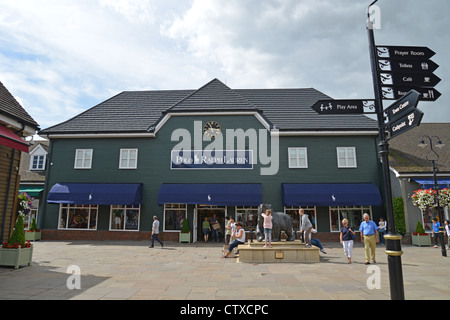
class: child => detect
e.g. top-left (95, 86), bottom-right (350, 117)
top-left (261, 209), bottom-right (273, 247)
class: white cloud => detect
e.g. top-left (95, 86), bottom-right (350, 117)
top-left (0, 0), bottom-right (448, 129)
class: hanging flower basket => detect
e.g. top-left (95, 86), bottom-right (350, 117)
top-left (438, 188), bottom-right (450, 208)
top-left (411, 189), bottom-right (437, 211)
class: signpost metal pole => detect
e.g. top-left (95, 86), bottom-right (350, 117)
top-left (367, 0), bottom-right (405, 300)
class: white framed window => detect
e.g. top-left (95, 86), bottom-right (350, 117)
top-left (110, 205), bottom-right (141, 231)
top-left (164, 203), bottom-right (187, 232)
top-left (29, 144), bottom-right (47, 171)
top-left (31, 155), bottom-right (45, 170)
top-left (288, 147), bottom-right (308, 168)
top-left (329, 206), bottom-right (372, 232)
top-left (119, 149), bottom-right (138, 169)
top-left (58, 204), bottom-right (98, 230)
top-left (74, 149), bottom-right (93, 169)
top-left (337, 147), bottom-right (357, 168)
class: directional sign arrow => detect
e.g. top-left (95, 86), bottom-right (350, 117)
top-left (376, 46), bottom-right (436, 60)
top-left (384, 90), bottom-right (420, 123)
top-left (381, 86), bottom-right (441, 102)
top-left (311, 100), bottom-right (375, 115)
top-left (379, 72), bottom-right (441, 87)
top-left (388, 109), bottom-right (424, 139)
top-left (377, 59), bottom-right (439, 74)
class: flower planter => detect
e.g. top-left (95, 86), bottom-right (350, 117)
top-left (179, 232), bottom-right (191, 243)
top-left (412, 233), bottom-right (431, 247)
top-left (0, 246), bottom-right (33, 269)
top-left (25, 231), bottom-right (41, 241)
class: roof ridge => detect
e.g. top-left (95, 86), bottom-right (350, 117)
top-left (166, 78), bottom-right (259, 112)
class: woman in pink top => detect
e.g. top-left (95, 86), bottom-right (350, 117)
top-left (261, 209), bottom-right (273, 247)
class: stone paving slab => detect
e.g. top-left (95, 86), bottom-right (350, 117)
top-left (0, 240), bottom-right (450, 300)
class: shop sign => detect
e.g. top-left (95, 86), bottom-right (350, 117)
top-left (171, 150), bottom-right (253, 170)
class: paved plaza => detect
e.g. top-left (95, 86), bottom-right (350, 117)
top-left (0, 240), bottom-right (449, 300)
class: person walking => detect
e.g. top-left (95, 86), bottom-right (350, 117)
top-left (222, 222), bottom-right (245, 258)
top-left (150, 215), bottom-right (164, 248)
top-left (432, 217), bottom-right (441, 248)
top-left (340, 219), bottom-right (355, 263)
top-left (359, 213), bottom-right (378, 264)
top-left (261, 208), bottom-right (273, 247)
top-left (299, 208), bottom-right (313, 247)
top-left (209, 214), bottom-right (220, 242)
top-left (202, 217), bottom-right (211, 242)
top-left (225, 216), bottom-right (233, 246)
top-left (378, 217), bottom-right (386, 246)
top-left (444, 220), bottom-right (450, 250)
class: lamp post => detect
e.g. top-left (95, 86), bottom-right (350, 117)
top-left (418, 135), bottom-right (447, 257)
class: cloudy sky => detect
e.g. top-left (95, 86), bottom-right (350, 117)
top-left (0, 0), bottom-right (448, 131)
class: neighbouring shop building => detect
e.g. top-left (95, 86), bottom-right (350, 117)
top-left (0, 80), bottom-right (39, 243)
top-left (39, 79), bottom-right (384, 242)
top-left (389, 123), bottom-right (450, 235)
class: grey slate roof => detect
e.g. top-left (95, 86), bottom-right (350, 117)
top-left (0, 81), bottom-right (39, 128)
top-left (389, 123), bottom-right (450, 174)
top-left (40, 78), bottom-right (378, 135)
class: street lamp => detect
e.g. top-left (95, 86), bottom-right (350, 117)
top-left (418, 135), bottom-right (447, 257)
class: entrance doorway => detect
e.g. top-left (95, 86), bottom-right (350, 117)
top-left (196, 205), bottom-right (226, 243)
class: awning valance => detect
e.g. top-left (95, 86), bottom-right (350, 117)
top-left (47, 183), bottom-right (143, 205)
top-left (282, 183), bottom-right (382, 207)
top-left (412, 179), bottom-right (450, 189)
top-left (158, 183), bottom-right (262, 206)
top-left (0, 124), bottom-right (29, 153)
top-left (19, 186), bottom-right (44, 198)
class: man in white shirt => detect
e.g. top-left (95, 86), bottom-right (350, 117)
top-left (150, 215), bottom-right (164, 248)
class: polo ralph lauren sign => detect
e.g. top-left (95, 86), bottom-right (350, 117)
top-left (171, 150), bottom-right (253, 170)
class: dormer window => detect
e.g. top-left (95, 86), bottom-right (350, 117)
top-left (29, 144), bottom-right (48, 171)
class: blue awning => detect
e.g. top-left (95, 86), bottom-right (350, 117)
top-left (158, 183), bottom-right (262, 206)
top-left (47, 183), bottom-right (143, 205)
top-left (282, 183), bottom-right (382, 207)
top-left (412, 179), bottom-right (450, 189)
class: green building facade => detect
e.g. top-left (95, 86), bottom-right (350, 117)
top-left (39, 79), bottom-right (384, 242)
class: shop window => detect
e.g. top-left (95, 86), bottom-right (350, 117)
top-left (119, 149), bottom-right (138, 169)
top-left (164, 204), bottom-right (187, 232)
top-left (74, 149), bottom-right (93, 169)
top-left (284, 206), bottom-right (316, 231)
top-left (58, 204), bottom-right (98, 230)
top-left (337, 147), bottom-right (357, 168)
top-left (110, 205), bottom-right (141, 231)
top-left (329, 206), bottom-right (372, 232)
top-left (23, 199), bottom-right (39, 230)
top-left (288, 148), bottom-right (308, 168)
top-left (236, 206), bottom-right (259, 230)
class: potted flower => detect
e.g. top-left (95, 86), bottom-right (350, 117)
top-left (0, 214), bottom-right (33, 269)
top-left (411, 221), bottom-right (431, 247)
top-left (179, 218), bottom-right (191, 243)
top-left (25, 217), bottom-right (41, 241)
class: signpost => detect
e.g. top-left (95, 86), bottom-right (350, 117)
top-left (311, 99), bottom-right (375, 115)
top-left (384, 89), bottom-right (421, 123)
top-left (388, 109), bottom-right (424, 139)
top-left (311, 0), bottom-right (442, 301)
top-left (375, 45), bottom-right (440, 103)
top-left (381, 86), bottom-right (441, 102)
